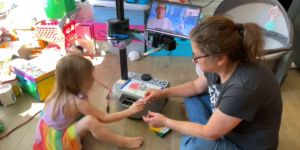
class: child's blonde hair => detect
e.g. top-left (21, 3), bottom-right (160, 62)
top-left (45, 54), bottom-right (94, 120)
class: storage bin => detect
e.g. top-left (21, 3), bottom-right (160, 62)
top-left (15, 71), bottom-right (54, 101)
top-left (0, 74), bottom-right (22, 97)
top-left (12, 55), bottom-right (61, 101)
top-left (0, 84), bottom-right (17, 106)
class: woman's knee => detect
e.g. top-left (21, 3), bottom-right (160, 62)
top-left (183, 92), bottom-right (213, 120)
top-left (181, 136), bottom-right (219, 150)
top-left (184, 92), bottom-right (210, 105)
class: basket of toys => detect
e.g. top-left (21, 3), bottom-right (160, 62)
top-left (34, 8), bottom-right (81, 50)
top-left (35, 20), bottom-right (67, 44)
top-left (34, 19), bottom-right (76, 50)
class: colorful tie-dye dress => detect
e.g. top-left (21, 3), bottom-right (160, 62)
top-left (33, 94), bottom-right (87, 150)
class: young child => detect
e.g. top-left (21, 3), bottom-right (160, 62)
top-left (33, 54), bottom-right (146, 150)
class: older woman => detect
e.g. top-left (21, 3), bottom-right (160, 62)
top-left (143, 16), bottom-right (282, 150)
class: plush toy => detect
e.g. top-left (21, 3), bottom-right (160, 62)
top-left (128, 51), bottom-right (140, 61)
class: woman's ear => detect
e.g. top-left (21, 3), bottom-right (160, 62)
top-left (217, 55), bottom-right (227, 66)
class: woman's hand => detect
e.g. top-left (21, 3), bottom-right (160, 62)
top-left (144, 89), bottom-right (164, 103)
top-left (128, 101), bottom-right (146, 115)
top-left (143, 111), bottom-right (168, 128)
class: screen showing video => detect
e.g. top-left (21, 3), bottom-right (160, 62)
top-left (146, 1), bottom-right (202, 39)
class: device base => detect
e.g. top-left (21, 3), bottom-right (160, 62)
top-left (113, 72), bottom-right (170, 119)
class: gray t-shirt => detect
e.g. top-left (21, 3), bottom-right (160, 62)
top-left (204, 62), bottom-right (282, 150)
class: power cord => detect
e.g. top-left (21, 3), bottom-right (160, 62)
top-left (98, 30), bottom-right (110, 37)
top-left (188, 0), bottom-right (214, 8)
top-left (0, 110), bottom-right (42, 140)
top-left (95, 79), bottom-right (112, 114)
top-left (203, 0), bottom-right (214, 8)
top-left (0, 79), bottom-right (111, 140)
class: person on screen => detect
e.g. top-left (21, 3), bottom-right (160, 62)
top-left (147, 3), bottom-right (174, 31)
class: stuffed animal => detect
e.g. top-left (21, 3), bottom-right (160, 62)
top-left (128, 51), bottom-right (140, 61)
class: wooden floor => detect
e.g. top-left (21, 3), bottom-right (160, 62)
top-left (1, 55), bottom-right (300, 150)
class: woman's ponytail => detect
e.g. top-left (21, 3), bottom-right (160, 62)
top-left (242, 23), bottom-right (264, 64)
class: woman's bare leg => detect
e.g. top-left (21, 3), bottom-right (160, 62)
top-left (75, 115), bottom-right (143, 149)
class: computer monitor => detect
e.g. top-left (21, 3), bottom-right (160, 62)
top-left (146, 1), bottom-right (202, 39)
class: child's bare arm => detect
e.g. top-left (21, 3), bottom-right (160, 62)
top-left (75, 98), bottom-right (145, 123)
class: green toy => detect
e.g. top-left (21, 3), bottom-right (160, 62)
top-left (42, 0), bottom-right (76, 19)
top-left (0, 125), bottom-right (4, 132)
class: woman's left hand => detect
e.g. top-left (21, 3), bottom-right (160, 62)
top-left (143, 111), bottom-right (168, 128)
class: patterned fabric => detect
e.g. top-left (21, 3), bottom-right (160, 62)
top-left (33, 119), bottom-right (82, 150)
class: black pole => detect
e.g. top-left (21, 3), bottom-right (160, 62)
top-left (115, 0), bottom-right (128, 80)
top-left (116, 0), bottom-right (125, 21)
top-left (120, 49), bottom-right (128, 80)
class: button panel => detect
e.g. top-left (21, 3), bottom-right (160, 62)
top-left (128, 72), bottom-right (135, 78)
top-left (157, 79), bottom-right (168, 86)
top-left (126, 72), bottom-right (169, 88)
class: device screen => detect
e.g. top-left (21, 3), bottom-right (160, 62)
top-left (146, 1), bottom-right (202, 39)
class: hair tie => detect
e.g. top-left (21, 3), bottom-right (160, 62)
top-left (236, 23), bottom-right (244, 34)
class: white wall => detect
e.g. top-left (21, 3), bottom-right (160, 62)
top-left (189, 0), bottom-right (223, 17)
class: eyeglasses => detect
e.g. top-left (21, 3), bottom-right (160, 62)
top-left (193, 53), bottom-right (209, 63)
top-left (156, 7), bottom-right (165, 10)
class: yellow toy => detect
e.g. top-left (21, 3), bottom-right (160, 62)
top-left (0, 43), bottom-right (8, 48)
top-left (149, 126), bottom-right (171, 138)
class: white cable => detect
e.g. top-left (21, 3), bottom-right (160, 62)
top-left (142, 47), bottom-right (162, 56)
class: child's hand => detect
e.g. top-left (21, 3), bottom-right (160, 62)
top-left (129, 101), bottom-right (146, 115)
